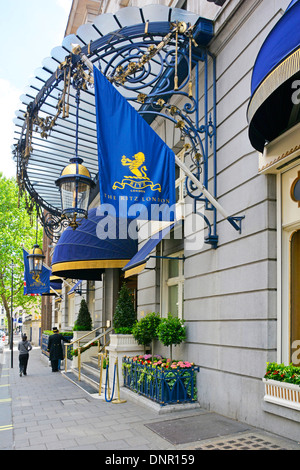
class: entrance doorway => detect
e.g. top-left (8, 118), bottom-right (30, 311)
top-left (290, 230), bottom-right (300, 364)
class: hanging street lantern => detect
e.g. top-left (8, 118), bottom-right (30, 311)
top-left (27, 244), bottom-right (45, 279)
top-left (55, 156), bottom-right (95, 229)
top-left (55, 79), bottom-right (95, 230)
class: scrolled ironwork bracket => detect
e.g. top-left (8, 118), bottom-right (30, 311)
top-left (227, 216), bottom-right (245, 234)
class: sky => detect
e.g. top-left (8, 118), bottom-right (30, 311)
top-left (0, 0), bottom-right (73, 178)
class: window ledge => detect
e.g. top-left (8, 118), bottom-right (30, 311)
top-left (263, 379), bottom-right (300, 415)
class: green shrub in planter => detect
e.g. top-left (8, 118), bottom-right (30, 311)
top-left (43, 330), bottom-right (73, 339)
top-left (73, 299), bottom-right (92, 331)
top-left (113, 282), bottom-right (136, 334)
top-left (132, 312), bottom-right (161, 354)
top-left (157, 314), bottom-right (186, 361)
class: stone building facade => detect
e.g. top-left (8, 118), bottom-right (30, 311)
top-left (23, 0), bottom-right (299, 441)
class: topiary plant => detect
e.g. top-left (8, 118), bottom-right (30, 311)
top-left (113, 282), bottom-right (136, 334)
top-left (132, 312), bottom-right (161, 354)
top-left (73, 298), bottom-right (93, 331)
top-left (157, 313), bottom-right (186, 361)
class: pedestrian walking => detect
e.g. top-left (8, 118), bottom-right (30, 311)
top-left (18, 334), bottom-right (32, 376)
top-left (47, 327), bottom-right (64, 372)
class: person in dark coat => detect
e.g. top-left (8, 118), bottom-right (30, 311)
top-left (47, 327), bottom-right (64, 372)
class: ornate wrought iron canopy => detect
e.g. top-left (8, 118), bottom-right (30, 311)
top-left (13, 5), bottom-right (231, 244)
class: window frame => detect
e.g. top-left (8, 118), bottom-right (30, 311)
top-left (160, 250), bottom-right (184, 319)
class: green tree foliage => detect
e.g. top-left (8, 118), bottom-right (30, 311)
top-left (157, 314), bottom-right (186, 360)
top-left (113, 282), bottom-right (136, 334)
top-left (73, 298), bottom-right (93, 331)
top-left (132, 312), bottom-right (161, 353)
top-left (0, 174), bottom-right (42, 336)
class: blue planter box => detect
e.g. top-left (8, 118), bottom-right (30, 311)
top-left (41, 334), bottom-right (50, 358)
top-left (123, 358), bottom-right (199, 405)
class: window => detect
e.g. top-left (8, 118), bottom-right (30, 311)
top-left (175, 149), bottom-right (187, 205)
top-left (161, 252), bottom-right (184, 319)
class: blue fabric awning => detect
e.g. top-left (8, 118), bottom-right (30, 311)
top-left (123, 223), bottom-right (175, 278)
top-left (50, 275), bottom-right (62, 288)
top-left (248, 0), bottom-right (300, 152)
top-left (52, 208), bottom-right (138, 280)
top-left (250, 0), bottom-right (300, 95)
top-left (41, 276), bottom-right (62, 296)
top-left (50, 279), bottom-right (62, 291)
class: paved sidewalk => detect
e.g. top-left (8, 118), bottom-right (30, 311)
top-left (1, 345), bottom-right (300, 452)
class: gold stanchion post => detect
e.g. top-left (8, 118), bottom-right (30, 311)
top-left (65, 344), bottom-right (68, 372)
top-left (78, 347), bottom-right (81, 381)
top-left (112, 357), bottom-right (126, 404)
top-left (99, 353), bottom-right (103, 396)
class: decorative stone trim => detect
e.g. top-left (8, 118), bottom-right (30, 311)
top-left (259, 145), bottom-right (300, 173)
top-left (263, 379), bottom-right (300, 411)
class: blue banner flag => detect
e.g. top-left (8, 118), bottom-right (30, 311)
top-left (93, 66), bottom-right (175, 221)
top-left (23, 249), bottom-right (50, 295)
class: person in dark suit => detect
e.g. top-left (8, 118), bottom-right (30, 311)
top-left (47, 327), bottom-right (64, 372)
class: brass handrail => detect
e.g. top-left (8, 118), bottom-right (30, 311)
top-left (64, 325), bottom-right (105, 373)
top-left (65, 326), bottom-right (114, 376)
top-left (82, 326), bottom-right (113, 352)
top-left (98, 338), bottom-right (110, 367)
top-left (67, 326), bottom-right (105, 347)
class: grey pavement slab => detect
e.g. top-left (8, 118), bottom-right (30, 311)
top-left (0, 340), bottom-right (300, 452)
top-left (145, 413), bottom-right (251, 445)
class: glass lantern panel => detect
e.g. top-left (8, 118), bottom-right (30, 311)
top-left (77, 182), bottom-right (90, 213)
top-left (28, 257), bottom-right (43, 274)
top-left (60, 180), bottom-right (91, 219)
top-left (60, 180), bottom-right (77, 212)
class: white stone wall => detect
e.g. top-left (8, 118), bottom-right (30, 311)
top-left (133, 0), bottom-right (299, 438)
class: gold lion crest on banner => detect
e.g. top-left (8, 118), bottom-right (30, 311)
top-left (113, 152), bottom-right (161, 192)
